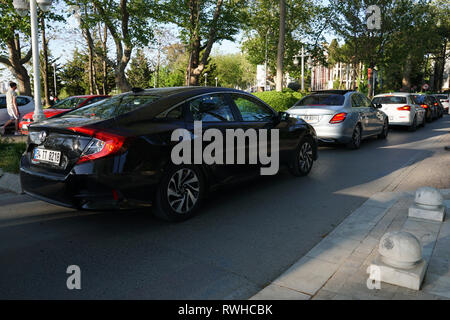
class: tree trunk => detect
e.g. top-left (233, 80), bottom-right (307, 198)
top-left (40, 16), bottom-right (50, 106)
top-left (0, 36), bottom-right (32, 96)
top-left (101, 23), bottom-right (108, 94)
top-left (276, 0), bottom-right (286, 92)
top-left (402, 55), bottom-right (412, 91)
top-left (185, 0), bottom-right (223, 86)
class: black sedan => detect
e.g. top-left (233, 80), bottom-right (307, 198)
top-left (20, 87), bottom-right (318, 221)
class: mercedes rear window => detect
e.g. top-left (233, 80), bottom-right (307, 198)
top-left (372, 96), bottom-right (407, 104)
top-left (61, 94), bottom-right (160, 120)
top-left (295, 94), bottom-right (345, 107)
top-left (412, 95), bottom-right (426, 104)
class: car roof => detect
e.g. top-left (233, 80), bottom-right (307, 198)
top-left (311, 90), bottom-right (354, 95)
top-left (374, 92), bottom-right (412, 97)
top-left (0, 94), bottom-right (32, 98)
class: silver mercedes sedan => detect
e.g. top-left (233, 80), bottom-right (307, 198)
top-left (287, 90), bottom-right (388, 149)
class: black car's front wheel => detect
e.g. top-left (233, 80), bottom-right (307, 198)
top-left (154, 165), bottom-right (206, 222)
top-left (288, 136), bottom-right (315, 177)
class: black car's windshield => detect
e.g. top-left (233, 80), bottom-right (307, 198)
top-left (50, 97), bottom-right (87, 109)
top-left (372, 96), bottom-right (407, 104)
top-left (295, 94), bottom-right (345, 107)
top-left (61, 94), bottom-right (160, 120)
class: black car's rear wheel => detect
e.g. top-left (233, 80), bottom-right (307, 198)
top-left (288, 136), bottom-right (314, 177)
top-left (154, 165), bottom-right (205, 222)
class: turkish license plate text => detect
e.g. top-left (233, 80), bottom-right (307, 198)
top-left (33, 148), bottom-right (61, 165)
top-left (300, 115), bottom-right (319, 123)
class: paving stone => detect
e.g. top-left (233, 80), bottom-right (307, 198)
top-left (355, 236), bottom-right (379, 255)
top-left (250, 284), bottom-right (311, 300)
top-left (311, 289), bottom-right (336, 300)
top-left (321, 266), bottom-right (359, 293)
top-left (305, 236), bottom-right (361, 264)
top-left (421, 272), bottom-right (450, 299)
top-left (363, 192), bottom-right (405, 209)
top-left (426, 256), bottom-right (450, 278)
top-left (273, 256), bottom-right (339, 296)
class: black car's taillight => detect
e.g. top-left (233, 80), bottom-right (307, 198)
top-left (68, 127), bottom-right (127, 164)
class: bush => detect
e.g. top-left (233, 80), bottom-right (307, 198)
top-left (0, 139), bottom-right (26, 174)
top-left (253, 90), bottom-right (306, 111)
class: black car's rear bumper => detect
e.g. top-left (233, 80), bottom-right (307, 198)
top-left (20, 165), bottom-right (157, 211)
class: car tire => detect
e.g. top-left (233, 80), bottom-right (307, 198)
top-left (288, 136), bottom-right (314, 177)
top-left (154, 165), bottom-right (206, 222)
top-left (378, 119), bottom-right (389, 139)
top-left (421, 115), bottom-right (426, 128)
top-left (408, 116), bottom-right (417, 132)
top-left (347, 124), bottom-right (362, 149)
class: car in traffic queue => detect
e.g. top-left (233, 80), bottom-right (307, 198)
top-left (20, 87), bottom-right (319, 222)
top-left (411, 94), bottom-right (439, 122)
top-left (287, 90), bottom-right (389, 149)
top-left (19, 95), bottom-right (109, 134)
top-left (432, 93), bottom-right (449, 114)
top-left (0, 94), bottom-right (34, 133)
top-left (429, 95), bottom-right (444, 118)
top-left (372, 93), bottom-right (426, 131)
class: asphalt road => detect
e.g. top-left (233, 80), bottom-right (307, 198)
top-left (0, 116), bottom-right (449, 299)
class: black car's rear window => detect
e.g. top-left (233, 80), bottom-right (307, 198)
top-left (372, 96), bottom-right (407, 104)
top-left (61, 94), bottom-right (160, 120)
top-left (295, 94), bottom-right (345, 107)
top-left (412, 95), bottom-right (426, 104)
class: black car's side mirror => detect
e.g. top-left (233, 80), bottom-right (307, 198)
top-left (276, 111), bottom-right (290, 122)
top-left (374, 103), bottom-right (382, 109)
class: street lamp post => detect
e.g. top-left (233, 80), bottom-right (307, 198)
top-left (13, 0), bottom-right (53, 123)
top-left (204, 73), bottom-right (208, 86)
top-left (294, 46), bottom-right (309, 91)
top-left (215, 77), bottom-right (218, 87)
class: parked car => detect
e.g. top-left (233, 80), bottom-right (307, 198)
top-left (432, 93), bottom-right (449, 114)
top-left (411, 94), bottom-right (438, 122)
top-left (372, 93), bottom-right (426, 131)
top-left (19, 95), bottom-right (109, 134)
top-left (20, 87), bottom-right (318, 221)
top-left (0, 94), bottom-right (34, 132)
top-left (287, 90), bottom-right (388, 149)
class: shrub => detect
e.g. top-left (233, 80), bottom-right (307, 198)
top-left (0, 139), bottom-right (26, 174)
top-left (252, 90), bottom-right (306, 111)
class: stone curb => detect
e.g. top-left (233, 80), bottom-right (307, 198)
top-left (0, 169), bottom-right (22, 194)
top-left (250, 189), bottom-right (450, 300)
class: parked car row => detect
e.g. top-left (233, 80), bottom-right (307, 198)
top-left (18, 88), bottom-right (447, 222)
top-left (19, 95), bottom-right (109, 134)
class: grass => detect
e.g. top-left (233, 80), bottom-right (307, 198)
top-left (0, 138), bottom-right (27, 174)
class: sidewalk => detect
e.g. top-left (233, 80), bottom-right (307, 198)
top-left (251, 130), bottom-right (450, 300)
top-left (251, 190), bottom-right (450, 300)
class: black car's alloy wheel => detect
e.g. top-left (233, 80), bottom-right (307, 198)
top-left (155, 166), bottom-right (205, 221)
top-left (289, 136), bottom-right (314, 177)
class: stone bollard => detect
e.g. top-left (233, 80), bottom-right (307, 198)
top-left (408, 187), bottom-right (446, 222)
top-left (368, 231), bottom-right (427, 290)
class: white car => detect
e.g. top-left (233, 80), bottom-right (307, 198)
top-left (433, 94), bottom-right (449, 114)
top-left (372, 93), bottom-right (426, 131)
top-left (0, 94), bottom-right (34, 131)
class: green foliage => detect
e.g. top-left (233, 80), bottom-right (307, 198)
top-left (0, 140), bottom-right (26, 174)
top-left (241, 0), bottom-right (324, 81)
top-left (212, 53), bottom-right (256, 89)
top-left (127, 49), bottom-right (153, 88)
top-left (252, 90), bottom-right (305, 111)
